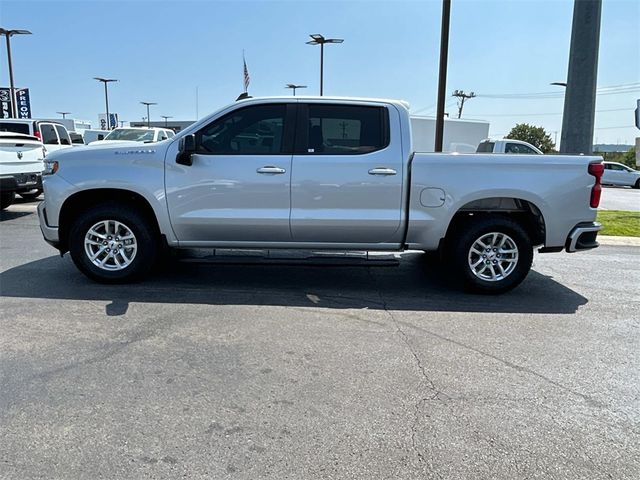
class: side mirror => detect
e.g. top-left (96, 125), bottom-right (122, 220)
top-left (177, 134), bottom-right (196, 166)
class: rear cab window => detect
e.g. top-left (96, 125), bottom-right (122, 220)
top-left (0, 121), bottom-right (31, 135)
top-left (476, 141), bottom-right (494, 153)
top-left (300, 104), bottom-right (389, 155)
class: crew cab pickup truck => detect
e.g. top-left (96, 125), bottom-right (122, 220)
top-left (38, 97), bottom-right (603, 293)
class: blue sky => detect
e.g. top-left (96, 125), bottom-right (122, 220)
top-left (1, 0), bottom-right (638, 144)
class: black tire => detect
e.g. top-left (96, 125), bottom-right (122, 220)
top-left (1, 191), bottom-right (15, 210)
top-left (448, 216), bottom-right (533, 294)
top-left (18, 189), bottom-right (43, 200)
top-left (68, 202), bottom-right (158, 283)
top-left (634, 179), bottom-right (640, 190)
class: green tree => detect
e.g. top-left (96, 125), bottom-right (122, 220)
top-left (506, 123), bottom-right (556, 153)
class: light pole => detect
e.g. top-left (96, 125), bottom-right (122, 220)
top-left (0, 28), bottom-right (32, 118)
top-left (57, 111), bottom-right (71, 119)
top-left (140, 102), bottom-right (157, 127)
top-left (94, 77), bottom-right (117, 129)
top-left (434, 0), bottom-right (451, 152)
top-left (285, 84), bottom-right (307, 96)
top-left (161, 115), bottom-right (172, 127)
top-left (306, 34), bottom-right (343, 96)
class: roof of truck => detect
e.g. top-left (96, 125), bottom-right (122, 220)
top-left (235, 95), bottom-right (411, 110)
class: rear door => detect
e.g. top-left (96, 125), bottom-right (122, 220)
top-left (165, 103), bottom-right (295, 243)
top-left (290, 102), bottom-right (404, 244)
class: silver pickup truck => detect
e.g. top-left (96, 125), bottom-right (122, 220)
top-left (38, 97), bottom-right (604, 293)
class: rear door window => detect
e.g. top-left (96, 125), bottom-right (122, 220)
top-left (54, 125), bottom-right (71, 145)
top-left (40, 123), bottom-right (60, 145)
top-left (300, 104), bottom-right (388, 154)
top-left (505, 142), bottom-right (537, 154)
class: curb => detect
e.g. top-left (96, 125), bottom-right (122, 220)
top-left (598, 235), bottom-right (640, 247)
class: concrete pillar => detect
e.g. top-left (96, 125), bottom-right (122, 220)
top-left (560, 0), bottom-right (602, 154)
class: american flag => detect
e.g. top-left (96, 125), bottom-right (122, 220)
top-left (243, 53), bottom-right (250, 93)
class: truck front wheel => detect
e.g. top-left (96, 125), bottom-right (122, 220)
top-left (68, 203), bottom-right (158, 283)
top-left (449, 216), bottom-right (533, 294)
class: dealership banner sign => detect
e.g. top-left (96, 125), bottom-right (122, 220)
top-left (0, 88), bottom-right (11, 118)
top-left (0, 87), bottom-right (32, 118)
top-left (98, 113), bottom-right (119, 130)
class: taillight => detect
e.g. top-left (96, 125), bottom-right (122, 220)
top-left (588, 161), bottom-right (604, 208)
top-left (34, 130), bottom-right (41, 140)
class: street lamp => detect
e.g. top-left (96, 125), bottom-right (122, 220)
top-left (306, 34), bottom-right (343, 96)
top-left (94, 77), bottom-right (117, 129)
top-left (57, 111), bottom-right (71, 119)
top-left (140, 102), bottom-right (157, 127)
top-left (285, 84), bottom-right (307, 96)
top-left (0, 28), bottom-right (32, 118)
top-left (550, 82), bottom-right (567, 87)
top-left (160, 115), bottom-right (172, 127)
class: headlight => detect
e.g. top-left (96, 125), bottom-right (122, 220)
top-left (43, 160), bottom-right (59, 175)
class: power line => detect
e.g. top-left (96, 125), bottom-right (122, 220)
top-left (467, 107), bottom-right (633, 117)
top-left (593, 125), bottom-right (636, 130)
top-left (476, 83), bottom-right (640, 99)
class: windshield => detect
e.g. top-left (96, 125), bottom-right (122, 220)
top-left (104, 129), bottom-right (155, 142)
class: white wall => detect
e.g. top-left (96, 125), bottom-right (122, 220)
top-left (410, 116), bottom-right (490, 153)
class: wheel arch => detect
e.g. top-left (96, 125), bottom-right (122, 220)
top-left (58, 188), bottom-right (163, 253)
top-left (443, 196), bottom-right (546, 248)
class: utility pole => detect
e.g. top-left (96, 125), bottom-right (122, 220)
top-left (560, 0), bottom-right (602, 154)
top-left (452, 90), bottom-right (475, 118)
top-left (434, 0), bottom-right (451, 152)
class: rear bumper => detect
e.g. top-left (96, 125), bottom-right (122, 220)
top-left (0, 172), bottom-right (42, 193)
top-left (566, 221), bottom-right (601, 252)
top-left (37, 201), bottom-right (60, 248)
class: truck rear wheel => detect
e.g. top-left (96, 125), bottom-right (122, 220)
top-left (68, 203), bottom-right (158, 283)
top-left (449, 216), bottom-right (533, 294)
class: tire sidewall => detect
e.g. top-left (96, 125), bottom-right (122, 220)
top-left (69, 203), bottom-right (157, 283)
top-left (451, 216), bottom-right (533, 294)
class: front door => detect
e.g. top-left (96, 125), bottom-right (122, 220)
top-left (290, 103), bottom-right (404, 244)
top-left (165, 103), bottom-right (295, 244)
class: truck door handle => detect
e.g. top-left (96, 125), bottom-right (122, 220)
top-left (368, 167), bottom-right (397, 176)
top-left (257, 166), bottom-right (286, 174)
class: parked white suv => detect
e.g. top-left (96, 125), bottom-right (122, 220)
top-left (88, 127), bottom-right (174, 146)
top-left (0, 119), bottom-right (74, 154)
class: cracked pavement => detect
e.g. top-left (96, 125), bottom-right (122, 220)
top-left (1, 201), bottom-right (639, 479)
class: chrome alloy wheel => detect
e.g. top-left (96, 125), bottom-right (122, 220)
top-left (468, 232), bottom-right (519, 282)
top-left (84, 220), bottom-right (137, 271)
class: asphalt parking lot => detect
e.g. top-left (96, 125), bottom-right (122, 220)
top-left (1, 198), bottom-right (639, 480)
top-left (600, 185), bottom-right (640, 211)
